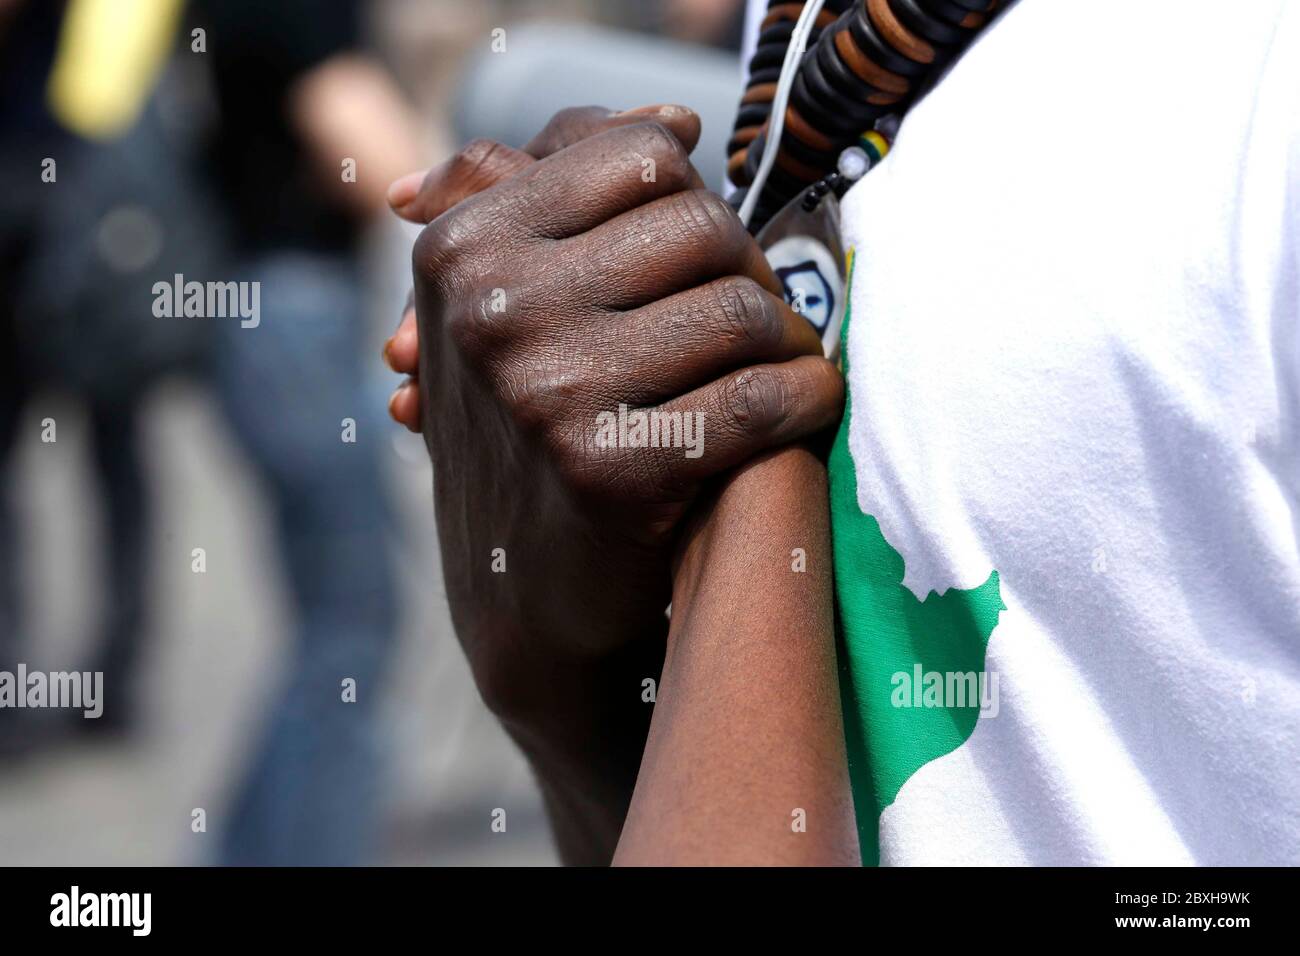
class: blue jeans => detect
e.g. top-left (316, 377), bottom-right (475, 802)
top-left (214, 251), bottom-right (397, 865)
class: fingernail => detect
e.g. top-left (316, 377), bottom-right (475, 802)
top-left (381, 337), bottom-right (396, 371)
top-left (387, 386), bottom-right (403, 420)
top-left (386, 170), bottom-right (425, 209)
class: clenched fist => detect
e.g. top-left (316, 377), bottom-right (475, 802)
top-left (388, 106), bottom-right (843, 862)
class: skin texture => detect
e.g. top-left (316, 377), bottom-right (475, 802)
top-left (393, 107), bottom-right (845, 863)
top-left (384, 106), bottom-right (710, 430)
top-left (615, 446), bottom-right (858, 866)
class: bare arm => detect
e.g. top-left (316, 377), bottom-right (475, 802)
top-left (289, 53), bottom-right (430, 218)
top-left (614, 446), bottom-right (859, 866)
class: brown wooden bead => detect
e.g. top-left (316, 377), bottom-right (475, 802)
top-left (867, 0), bottom-right (936, 65)
top-left (834, 27), bottom-right (912, 95)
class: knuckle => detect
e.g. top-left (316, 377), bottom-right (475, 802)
top-left (443, 307), bottom-right (484, 358)
top-left (723, 367), bottom-right (789, 429)
top-left (506, 359), bottom-right (583, 440)
top-left (440, 286), bottom-right (506, 361)
top-left (509, 390), bottom-right (552, 438)
top-left (548, 106), bottom-right (587, 128)
top-left (450, 137), bottom-right (506, 181)
top-left (633, 121), bottom-right (690, 185)
top-left (713, 276), bottom-right (780, 349)
top-left (414, 223), bottom-right (506, 357)
top-left (412, 226), bottom-right (478, 354)
top-left (674, 189), bottom-right (744, 249)
top-left (413, 219), bottom-right (463, 282)
top-left (548, 105), bottom-right (601, 134)
top-left (553, 424), bottom-right (617, 500)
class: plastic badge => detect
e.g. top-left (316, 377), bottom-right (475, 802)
top-left (756, 187), bottom-right (847, 361)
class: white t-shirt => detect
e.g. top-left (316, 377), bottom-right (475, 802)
top-left (747, 0), bottom-right (1300, 864)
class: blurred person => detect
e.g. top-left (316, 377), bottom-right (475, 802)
top-left (383, 0), bottom-right (1300, 866)
top-left (3, 0), bottom-right (425, 864)
top-left (660, 0), bottom-right (746, 47)
top-left (0, 0), bottom-right (72, 756)
top-left (0, 0), bottom-right (216, 751)
top-left (185, 0), bottom-right (426, 864)
top-left (577, 0), bottom-right (745, 47)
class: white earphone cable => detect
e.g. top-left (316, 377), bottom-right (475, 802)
top-left (737, 0), bottom-right (828, 229)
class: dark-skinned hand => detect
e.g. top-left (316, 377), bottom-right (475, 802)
top-left (385, 105), bottom-right (843, 863)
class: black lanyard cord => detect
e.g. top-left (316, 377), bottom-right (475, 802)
top-left (729, 0), bottom-right (1001, 231)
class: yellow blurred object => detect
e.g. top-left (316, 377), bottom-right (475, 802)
top-left (46, 0), bottom-right (184, 140)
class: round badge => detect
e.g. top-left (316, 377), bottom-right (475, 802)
top-left (765, 235), bottom-right (845, 355)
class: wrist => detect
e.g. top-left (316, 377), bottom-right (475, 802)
top-left (671, 445), bottom-right (828, 613)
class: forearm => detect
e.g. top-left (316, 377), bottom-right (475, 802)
top-left (614, 446), bottom-right (859, 866)
top-left (291, 54), bottom-right (430, 217)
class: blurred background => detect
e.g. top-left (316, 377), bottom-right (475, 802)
top-left (0, 0), bottom-right (747, 865)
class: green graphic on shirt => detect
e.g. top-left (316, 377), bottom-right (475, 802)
top-left (828, 251), bottom-right (1006, 865)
